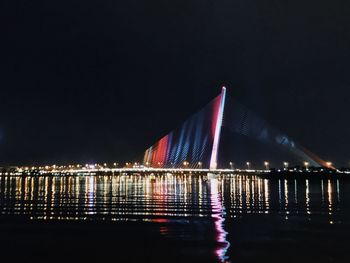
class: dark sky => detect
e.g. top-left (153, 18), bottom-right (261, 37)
top-left (1, 0), bottom-right (350, 166)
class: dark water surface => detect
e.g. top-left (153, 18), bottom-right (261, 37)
top-left (0, 173), bottom-right (349, 262)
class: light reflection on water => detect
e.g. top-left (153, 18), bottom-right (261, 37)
top-left (210, 176), bottom-right (230, 262)
top-left (0, 173), bottom-right (346, 262)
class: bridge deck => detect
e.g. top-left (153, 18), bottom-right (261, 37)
top-left (36, 168), bottom-right (269, 175)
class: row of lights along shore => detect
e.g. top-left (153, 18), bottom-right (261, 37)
top-left (13, 161), bottom-right (335, 172)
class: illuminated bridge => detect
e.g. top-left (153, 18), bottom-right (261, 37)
top-left (8, 87), bottom-right (333, 177)
top-left (143, 87), bottom-right (330, 170)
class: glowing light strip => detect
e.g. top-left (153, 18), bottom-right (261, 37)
top-left (210, 87), bottom-right (226, 170)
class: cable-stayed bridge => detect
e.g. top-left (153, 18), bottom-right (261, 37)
top-left (6, 87), bottom-right (336, 177)
top-left (143, 87), bottom-right (330, 170)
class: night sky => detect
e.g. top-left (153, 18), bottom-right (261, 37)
top-left (1, 1), bottom-right (350, 166)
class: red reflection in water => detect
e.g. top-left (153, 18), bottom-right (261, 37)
top-left (210, 177), bottom-right (230, 262)
top-left (152, 218), bottom-right (169, 223)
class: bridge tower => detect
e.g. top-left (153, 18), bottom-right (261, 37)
top-left (209, 87), bottom-right (226, 170)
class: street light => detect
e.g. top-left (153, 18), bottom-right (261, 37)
top-left (283, 162), bottom-right (289, 169)
top-left (198, 162), bottom-right (202, 169)
top-left (229, 162), bottom-right (234, 170)
top-left (246, 162), bottom-right (251, 170)
top-left (264, 161), bottom-right (269, 170)
top-left (304, 162), bottom-right (309, 170)
top-left (183, 161), bottom-right (189, 168)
